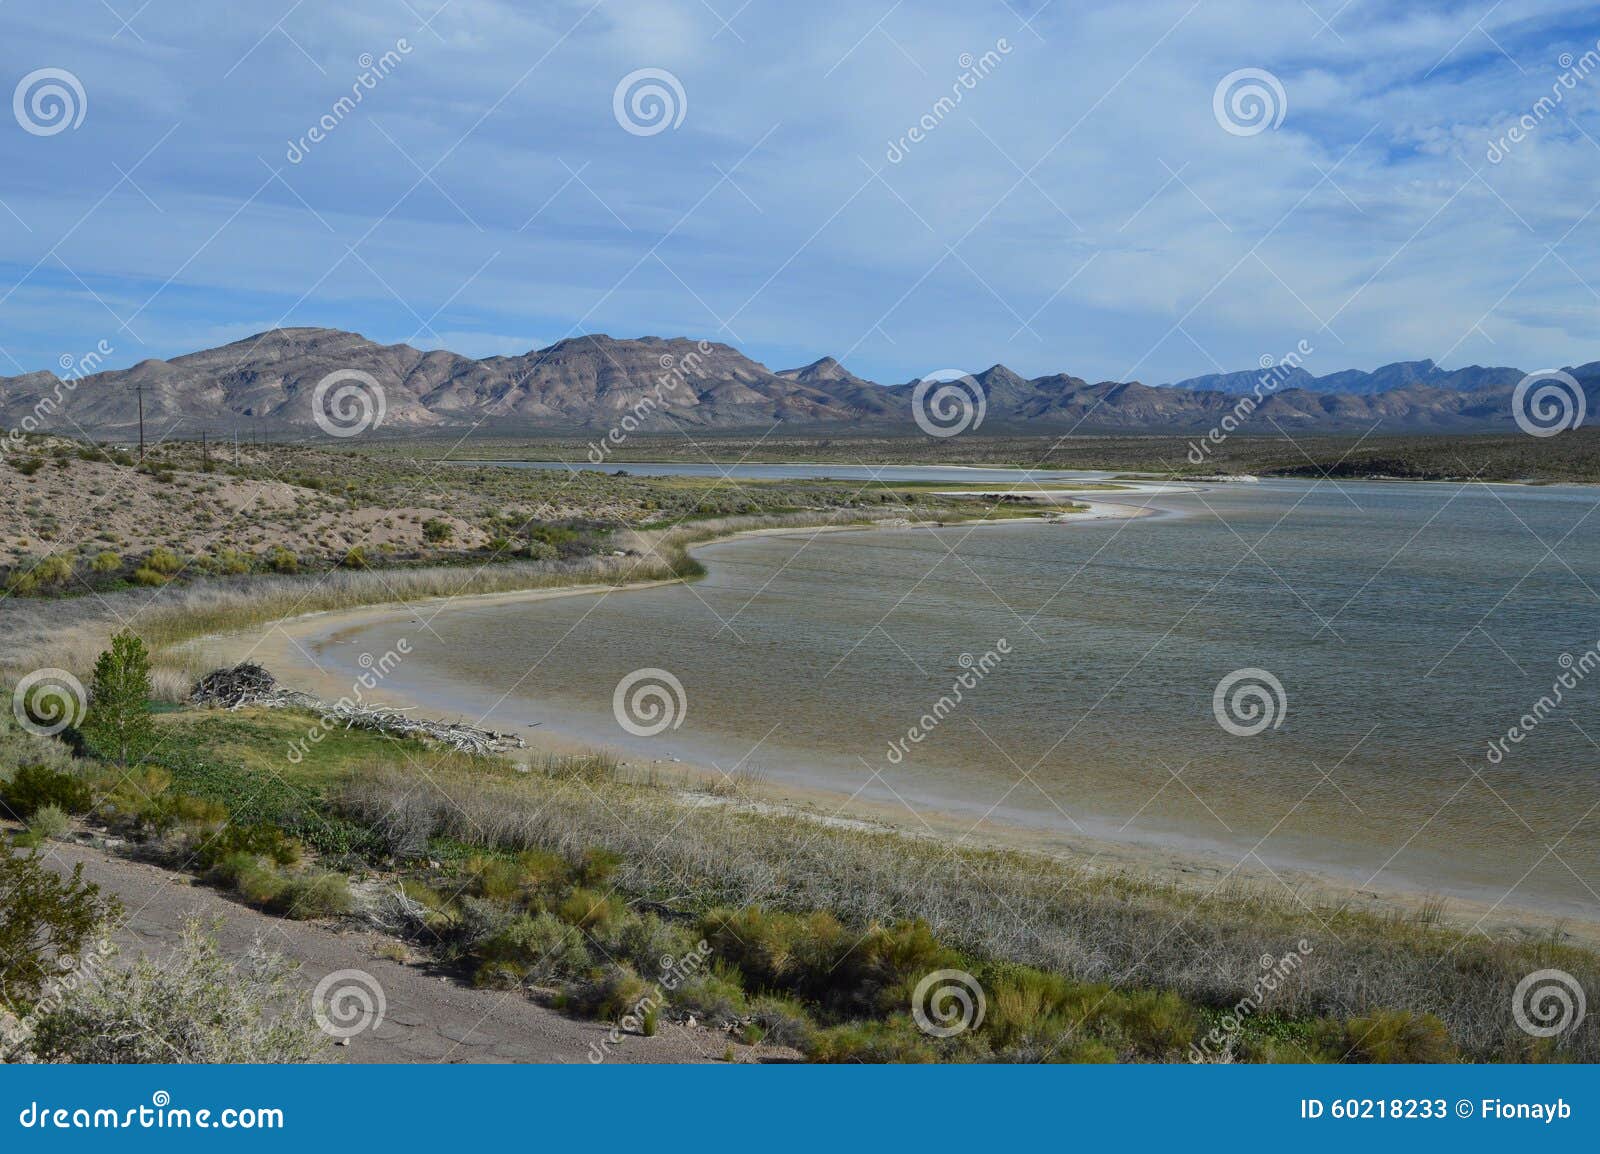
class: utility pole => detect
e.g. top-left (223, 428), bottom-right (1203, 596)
top-left (201, 430), bottom-right (209, 472)
top-left (134, 381), bottom-right (146, 461)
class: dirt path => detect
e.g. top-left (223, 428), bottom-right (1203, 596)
top-left (36, 839), bottom-right (757, 1064)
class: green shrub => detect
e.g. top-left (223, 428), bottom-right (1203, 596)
top-left (1, 764), bottom-right (94, 819)
top-left (557, 887), bottom-right (627, 932)
top-left (264, 546), bottom-right (299, 574)
top-left (209, 548), bottom-right (252, 575)
top-left (132, 566), bottom-right (167, 586)
top-left (340, 546), bottom-right (369, 570)
top-left (422, 518), bottom-right (454, 544)
top-left (207, 851), bottom-right (262, 888)
top-left (90, 550), bottom-right (121, 574)
top-left (143, 547), bottom-right (182, 575)
top-left (6, 570), bottom-right (40, 595)
top-left (749, 994), bottom-right (815, 1049)
top-left (575, 848), bottom-right (621, 886)
top-left (195, 822), bottom-right (302, 871)
top-left (231, 859), bottom-right (288, 907)
top-left (1115, 988), bottom-right (1198, 1059)
top-left (571, 964), bottom-right (655, 1021)
top-left (465, 855), bottom-right (525, 903)
top-left (21, 917), bottom-right (320, 1062)
top-left (28, 803), bottom-right (71, 840)
top-left (1331, 1011), bottom-right (1456, 1063)
top-left (35, 555), bottom-right (74, 587)
top-left (807, 1019), bottom-right (937, 1063)
top-left (474, 911), bottom-right (591, 985)
top-left (270, 872), bottom-right (352, 920)
top-left (0, 852), bottom-right (118, 1010)
top-left (671, 962), bottom-right (748, 1025)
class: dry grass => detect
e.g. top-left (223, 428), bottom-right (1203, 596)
top-left (343, 763), bottom-right (1600, 1062)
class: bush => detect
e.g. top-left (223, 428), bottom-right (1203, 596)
top-left (1, 764), bottom-right (94, 819)
top-left (475, 912), bottom-right (592, 986)
top-left (270, 872), bottom-right (353, 920)
top-left (143, 547), bottom-right (183, 575)
top-left (35, 555), bottom-right (74, 587)
top-left (209, 548), bottom-right (253, 575)
top-left (0, 852), bottom-right (118, 1011)
top-left (557, 887), bottom-right (627, 933)
top-left (21, 918), bottom-right (322, 1063)
top-left (570, 964), bottom-right (655, 1021)
top-left (807, 1019), bottom-right (937, 1063)
top-left (749, 994), bottom-right (815, 1049)
top-left (194, 822), bottom-right (302, 871)
top-left (131, 566), bottom-right (167, 586)
top-left (340, 546), bottom-right (369, 570)
top-left (422, 518), bottom-right (454, 544)
top-left (671, 962), bottom-right (748, 1026)
top-left (1331, 1011), bottom-right (1457, 1064)
top-left (231, 858), bottom-right (288, 907)
top-left (264, 546), bottom-right (299, 574)
top-left (90, 550), bottom-right (121, 574)
top-left (27, 804), bottom-right (71, 840)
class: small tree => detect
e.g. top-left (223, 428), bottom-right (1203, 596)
top-left (81, 630), bottom-right (155, 767)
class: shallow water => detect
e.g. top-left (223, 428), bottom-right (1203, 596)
top-left (311, 477), bottom-right (1600, 917)
top-left (460, 459), bottom-right (1121, 483)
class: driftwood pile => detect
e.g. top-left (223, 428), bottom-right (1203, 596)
top-left (189, 662), bottom-right (526, 756)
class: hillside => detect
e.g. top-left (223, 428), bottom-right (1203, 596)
top-left (1, 327), bottom-right (1593, 436)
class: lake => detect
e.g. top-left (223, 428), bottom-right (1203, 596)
top-left (304, 475), bottom-right (1600, 918)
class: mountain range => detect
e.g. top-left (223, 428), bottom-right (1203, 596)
top-left (0, 327), bottom-right (1592, 438)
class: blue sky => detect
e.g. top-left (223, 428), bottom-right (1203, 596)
top-left (2, 1), bottom-right (1599, 385)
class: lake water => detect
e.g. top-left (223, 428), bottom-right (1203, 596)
top-left (457, 460), bottom-right (1121, 483)
top-left (308, 476), bottom-right (1600, 918)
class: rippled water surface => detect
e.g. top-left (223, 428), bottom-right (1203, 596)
top-left (313, 478), bottom-right (1600, 916)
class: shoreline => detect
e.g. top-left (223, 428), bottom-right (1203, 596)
top-left (177, 505), bottom-right (1600, 946)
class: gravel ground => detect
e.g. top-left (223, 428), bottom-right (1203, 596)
top-left (35, 838), bottom-right (789, 1065)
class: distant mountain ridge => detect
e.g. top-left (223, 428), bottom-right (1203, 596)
top-left (1167, 359), bottom-right (1527, 398)
top-left (0, 327), bottom-right (1593, 437)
